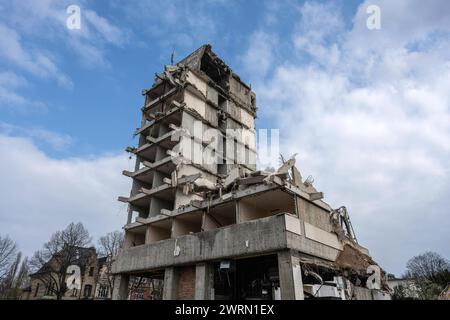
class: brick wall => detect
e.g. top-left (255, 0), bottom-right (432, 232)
top-left (177, 266), bottom-right (196, 299)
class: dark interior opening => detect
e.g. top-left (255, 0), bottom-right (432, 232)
top-left (213, 255), bottom-right (279, 300)
top-left (200, 53), bottom-right (229, 88)
top-left (128, 272), bottom-right (164, 300)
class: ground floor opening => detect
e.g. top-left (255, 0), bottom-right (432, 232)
top-left (213, 254), bottom-right (279, 300)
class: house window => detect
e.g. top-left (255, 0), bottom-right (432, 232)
top-left (89, 267), bottom-right (94, 277)
top-left (98, 285), bottom-right (109, 298)
top-left (46, 282), bottom-right (55, 295)
top-left (83, 284), bottom-right (92, 297)
top-left (71, 288), bottom-right (78, 297)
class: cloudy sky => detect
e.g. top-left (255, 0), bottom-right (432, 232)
top-left (0, 0), bottom-right (449, 276)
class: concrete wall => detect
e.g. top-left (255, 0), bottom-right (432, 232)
top-left (202, 213), bottom-right (221, 230)
top-left (146, 225), bottom-right (171, 244)
top-left (115, 212), bottom-right (346, 274)
top-left (205, 103), bottom-right (218, 127)
top-left (154, 145), bottom-right (168, 162)
top-left (204, 203), bottom-right (236, 229)
top-left (228, 75), bottom-right (253, 107)
top-left (238, 191), bottom-right (296, 223)
top-left (206, 85), bottom-right (218, 106)
top-left (240, 108), bottom-right (255, 129)
top-left (287, 232), bottom-right (340, 262)
top-left (172, 214), bottom-right (203, 237)
top-left (186, 71), bottom-right (207, 97)
top-left (277, 251), bottom-right (304, 300)
top-left (124, 230), bottom-right (145, 249)
top-left (195, 263), bottom-right (214, 300)
top-left (239, 199), bottom-right (274, 222)
top-left (113, 214), bottom-right (288, 273)
top-left (298, 198), bottom-right (333, 233)
top-left (184, 90), bottom-right (206, 118)
top-left (285, 214), bottom-right (302, 235)
top-left (304, 222), bottom-right (343, 251)
top-left (149, 196), bottom-right (173, 218)
top-left (162, 267), bottom-right (177, 300)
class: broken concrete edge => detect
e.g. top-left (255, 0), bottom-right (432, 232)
top-left (144, 56), bottom-right (256, 120)
top-left (119, 161), bottom-right (351, 239)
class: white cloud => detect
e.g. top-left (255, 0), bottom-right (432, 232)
top-left (348, 0), bottom-right (450, 53)
top-left (0, 122), bottom-right (73, 150)
top-left (64, 7), bottom-right (129, 66)
top-left (246, 0), bottom-right (450, 274)
top-left (0, 133), bottom-right (130, 258)
top-left (293, 1), bottom-right (343, 67)
top-left (0, 85), bottom-right (28, 107)
top-left (1, 0), bottom-right (128, 68)
top-left (120, 0), bottom-right (229, 52)
top-left (84, 10), bottom-right (126, 46)
top-left (0, 23), bottom-right (72, 88)
top-left (241, 31), bottom-right (278, 78)
top-left (0, 71), bottom-right (47, 112)
top-left (0, 71), bottom-right (27, 89)
top-left (0, 1), bottom-right (131, 113)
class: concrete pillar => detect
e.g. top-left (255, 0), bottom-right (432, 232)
top-left (195, 262), bottom-right (214, 300)
top-left (112, 274), bottom-right (129, 300)
top-left (155, 145), bottom-right (166, 162)
top-left (126, 207), bottom-right (133, 225)
top-left (163, 267), bottom-right (178, 300)
top-left (123, 231), bottom-right (134, 249)
top-left (295, 197), bottom-right (306, 235)
top-left (277, 251), bottom-right (304, 300)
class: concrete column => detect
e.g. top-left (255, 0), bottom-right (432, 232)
top-left (163, 267), bottom-right (178, 300)
top-left (155, 145), bottom-right (166, 162)
top-left (123, 231), bottom-right (134, 249)
top-left (277, 251), bottom-right (304, 300)
top-left (126, 207), bottom-right (133, 225)
top-left (112, 274), bottom-right (129, 300)
top-left (295, 197), bottom-right (306, 235)
top-left (195, 262), bottom-right (214, 300)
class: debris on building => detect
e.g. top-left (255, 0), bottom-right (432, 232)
top-left (113, 44), bottom-right (390, 300)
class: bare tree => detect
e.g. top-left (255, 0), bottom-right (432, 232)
top-left (405, 251), bottom-right (450, 299)
top-left (12, 257), bottom-right (30, 299)
top-left (0, 252), bottom-right (21, 298)
top-left (0, 236), bottom-right (31, 300)
top-left (29, 222), bottom-right (92, 300)
top-left (0, 235), bottom-right (17, 282)
top-left (97, 230), bottom-right (124, 297)
top-left (98, 231), bottom-right (124, 258)
top-left (0, 253), bottom-right (30, 299)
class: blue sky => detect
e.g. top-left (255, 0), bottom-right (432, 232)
top-left (0, 0), bottom-right (449, 275)
top-left (0, 0), bottom-right (362, 157)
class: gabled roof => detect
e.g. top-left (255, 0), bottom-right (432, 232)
top-left (31, 246), bottom-right (97, 277)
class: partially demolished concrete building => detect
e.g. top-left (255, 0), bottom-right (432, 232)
top-left (112, 45), bottom-right (390, 300)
